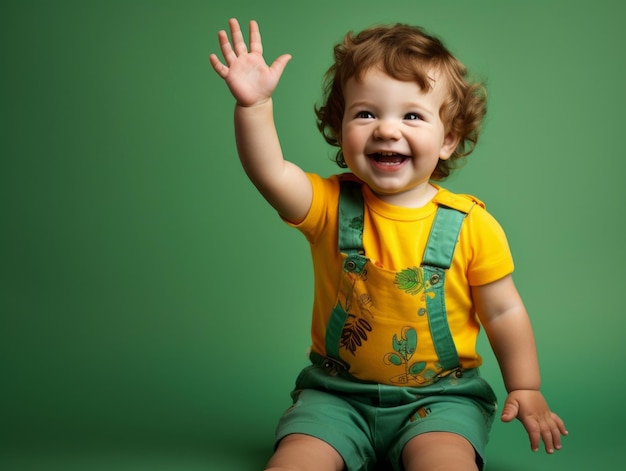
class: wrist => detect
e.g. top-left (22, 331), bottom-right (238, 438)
top-left (504, 375), bottom-right (541, 393)
top-left (508, 388), bottom-right (541, 392)
top-left (235, 97), bottom-right (272, 109)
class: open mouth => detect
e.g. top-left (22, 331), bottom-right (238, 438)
top-left (369, 152), bottom-right (409, 166)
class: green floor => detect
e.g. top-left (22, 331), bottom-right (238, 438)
top-left (0, 401), bottom-right (619, 471)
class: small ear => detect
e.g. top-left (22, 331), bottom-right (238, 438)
top-left (439, 132), bottom-right (461, 160)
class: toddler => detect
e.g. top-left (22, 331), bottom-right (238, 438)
top-left (210, 18), bottom-right (567, 471)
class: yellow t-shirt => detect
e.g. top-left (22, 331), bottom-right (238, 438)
top-left (289, 173), bottom-right (514, 385)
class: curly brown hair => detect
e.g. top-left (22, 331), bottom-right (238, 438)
top-left (315, 24), bottom-right (486, 181)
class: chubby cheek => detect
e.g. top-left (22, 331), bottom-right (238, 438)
top-left (340, 127), bottom-right (364, 159)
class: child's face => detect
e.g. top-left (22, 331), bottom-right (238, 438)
top-left (340, 68), bottom-right (459, 207)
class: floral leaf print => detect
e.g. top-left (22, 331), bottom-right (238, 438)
top-left (384, 327), bottom-right (417, 384)
top-left (349, 215), bottom-right (364, 233)
top-left (386, 353), bottom-right (403, 366)
top-left (394, 267), bottom-right (425, 295)
top-left (409, 362), bottom-right (427, 375)
top-left (384, 329), bottom-right (443, 385)
top-left (391, 327), bottom-right (417, 362)
top-left (383, 327), bottom-right (417, 368)
top-left (340, 314), bottom-right (372, 355)
top-left (420, 367), bottom-right (439, 382)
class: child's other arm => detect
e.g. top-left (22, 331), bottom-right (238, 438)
top-left (210, 19), bottom-right (312, 223)
top-left (473, 275), bottom-right (568, 453)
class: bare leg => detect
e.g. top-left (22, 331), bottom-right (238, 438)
top-left (402, 432), bottom-right (479, 471)
top-left (265, 434), bottom-right (345, 471)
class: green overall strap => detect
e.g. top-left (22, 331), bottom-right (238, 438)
top-left (337, 178), bottom-right (365, 255)
top-left (325, 178), bottom-right (366, 365)
top-left (421, 205), bottom-right (467, 370)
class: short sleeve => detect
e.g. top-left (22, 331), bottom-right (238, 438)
top-left (463, 205), bottom-right (515, 286)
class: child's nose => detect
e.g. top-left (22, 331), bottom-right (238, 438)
top-left (373, 120), bottom-right (401, 140)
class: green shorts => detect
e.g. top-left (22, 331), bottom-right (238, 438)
top-left (275, 361), bottom-right (497, 471)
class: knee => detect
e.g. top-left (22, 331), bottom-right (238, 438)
top-left (264, 434), bottom-right (344, 471)
top-left (402, 432), bottom-right (478, 471)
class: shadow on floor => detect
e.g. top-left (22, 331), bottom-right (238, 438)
top-left (1, 435), bottom-right (274, 471)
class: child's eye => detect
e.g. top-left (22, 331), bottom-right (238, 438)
top-left (405, 112), bottom-right (423, 121)
top-left (355, 110), bottom-right (374, 119)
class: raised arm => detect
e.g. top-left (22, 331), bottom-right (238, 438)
top-left (210, 19), bottom-right (312, 223)
top-left (472, 275), bottom-right (568, 453)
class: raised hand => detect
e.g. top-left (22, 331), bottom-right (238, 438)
top-left (210, 18), bottom-right (292, 107)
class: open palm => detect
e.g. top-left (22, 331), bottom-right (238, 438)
top-left (210, 19), bottom-right (291, 107)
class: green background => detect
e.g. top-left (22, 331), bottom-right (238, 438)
top-left (2, 0), bottom-right (624, 469)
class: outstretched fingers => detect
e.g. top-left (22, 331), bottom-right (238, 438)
top-left (228, 18), bottom-right (248, 56)
top-left (209, 19), bottom-right (258, 79)
top-left (209, 18), bottom-right (292, 106)
top-left (209, 28), bottom-right (235, 78)
top-left (208, 39), bottom-right (227, 77)
top-left (269, 53), bottom-right (292, 78)
top-left (248, 19), bottom-right (263, 55)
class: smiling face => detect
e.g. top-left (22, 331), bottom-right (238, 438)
top-left (340, 67), bottom-right (460, 207)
